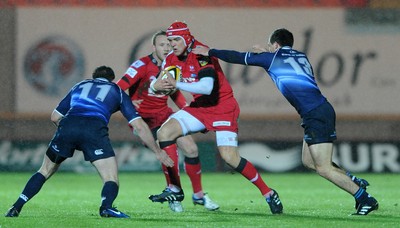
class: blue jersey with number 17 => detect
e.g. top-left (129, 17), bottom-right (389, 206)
top-left (55, 78), bottom-right (140, 124)
top-left (210, 47), bottom-right (327, 117)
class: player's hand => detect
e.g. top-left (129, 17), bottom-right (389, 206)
top-left (192, 46), bottom-right (210, 56)
top-left (151, 76), bottom-right (174, 92)
top-left (163, 71), bottom-right (177, 88)
top-left (252, 44), bottom-right (268, 53)
top-left (132, 99), bottom-right (143, 109)
top-left (155, 149), bottom-right (174, 167)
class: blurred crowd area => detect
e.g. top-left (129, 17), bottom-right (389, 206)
top-left (0, 0), bottom-right (399, 8)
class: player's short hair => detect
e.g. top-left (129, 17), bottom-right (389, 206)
top-left (92, 65), bottom-right (115, 82)
top-left (269, 28), bottom-right (294, 47)
top-left (152, 30), bottom-right (167, 45)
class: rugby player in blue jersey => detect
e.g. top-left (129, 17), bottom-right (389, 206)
top-left (5, 66), bottom-right (173, 218)
top-left (193, 28), bottom-right (378, 215)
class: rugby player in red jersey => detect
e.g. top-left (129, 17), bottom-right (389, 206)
top-left (116, 31), bottom-right (219, 212)
top-left (150, 22), bottom-right (283, 214)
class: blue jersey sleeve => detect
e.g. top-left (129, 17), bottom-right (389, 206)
top-left (119, 90), bottom-right (141, 123)
top-left (210, 47), bottom-right (327, 116)
top-left (209, 49), bottom-right (274, 70)
top-left (209, 49), bottom-right (247, 65)
top-left (55, 90), bottom-right (72, 116)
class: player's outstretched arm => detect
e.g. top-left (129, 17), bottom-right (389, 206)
top-left (130, 118), bottom-right (174, 167)
top-left (192, 46), bottom-right (210, 56)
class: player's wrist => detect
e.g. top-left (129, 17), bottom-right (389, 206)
top-left (150, 80), bottom-right (158, 92)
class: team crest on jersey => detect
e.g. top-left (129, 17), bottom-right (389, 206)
top-left (198, 56), bottom-right (211, 67)
top-left (132, 60), bottom-right (145, 68)
top-left (199, 60), bottom-right (208, 67)
top-left (126, 67), bottom-right (138, 78)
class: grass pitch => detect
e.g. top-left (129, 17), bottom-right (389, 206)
top-left (0, 172), bottom-right (399, 227)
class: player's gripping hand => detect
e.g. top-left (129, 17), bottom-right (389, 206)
top-left (150, 72), bottom-right (175, 93)
top-left (132, 99), bottom-right (143, 109)
top-left (155, 149), bottom-right (174, 167)
top-left (252, 44), bottom-right (268, 53)
top-left (192, 45), bottom-right (210, 56)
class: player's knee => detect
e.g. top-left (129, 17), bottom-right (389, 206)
top-left (181, 144), bottom-right (198, 157)
top-left (157, 125), bottom-right (179, 141)
top-left (219, 149), bottom-right (240, 168)
top-left (301, 158), bottom-right (315, 170)
top-left (314, 165), bottom-right (331, 178)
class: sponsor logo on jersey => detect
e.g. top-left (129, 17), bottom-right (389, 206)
top-left (132, 60), bottom-right (145, 68)
top-left (23, 35), bottom-right (84, 97)
top-left (212, 121), bottom-right (231, 127)
top-left (126, 67), bottom-right (138, 78)
top-left (94, 149), bottom-right (104, 155)
top-left (199, 60), bottom-right (208, 67)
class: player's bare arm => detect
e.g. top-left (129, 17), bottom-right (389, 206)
top-left (50, 110), bottom-right (64, 127)
top-left (130, 118), bottom-right (174, 167)
top-left (132, 99), bottom-right (143, 109)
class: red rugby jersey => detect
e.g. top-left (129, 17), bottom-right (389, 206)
top-left (116, 54), bottom-right (186, 115)
top-left (163, 40), bottom-right (234, 107)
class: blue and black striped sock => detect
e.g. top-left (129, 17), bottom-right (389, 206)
top-left (354, 187), bottom-right (369, 204)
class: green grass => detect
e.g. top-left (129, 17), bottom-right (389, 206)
top-left (0, 172), bottom-right (399, 227)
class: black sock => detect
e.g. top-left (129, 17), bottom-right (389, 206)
top-left (13, 172), bottom-right (46, 211)
top-left (100, 181), bottom-right (119, 209)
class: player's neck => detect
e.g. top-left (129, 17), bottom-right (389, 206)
top-left (152, 53), bottom-right (163, 66)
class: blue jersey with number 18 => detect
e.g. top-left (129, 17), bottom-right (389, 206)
top-left (55, 78), bottom-right (140, 124)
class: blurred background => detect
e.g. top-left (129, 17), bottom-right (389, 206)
top-left (0, 0), bottom-right (399, 173)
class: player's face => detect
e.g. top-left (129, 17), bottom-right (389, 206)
top-left (154, 35), bottom-right (171, 62)
top-left (168, 37), bottom-right (186, 56)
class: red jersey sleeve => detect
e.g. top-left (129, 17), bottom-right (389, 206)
top-left (116, 59), bottom-right (147, 91)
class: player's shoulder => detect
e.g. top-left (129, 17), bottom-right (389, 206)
top-left (129, 55), bottom-right (153, 69)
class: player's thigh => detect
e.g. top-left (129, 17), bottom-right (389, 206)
top-left (308, 142), bottom-right (334, 168)
top-left (168, 110), bottom-right (206, 135)
top-left (91, 157), bottom-right (119, 183)
top-left (176, 135), bottom-right (198, 157)
top-left (301, 140), bottom-right (315, 168)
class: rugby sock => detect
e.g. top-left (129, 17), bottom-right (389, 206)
top-left (184, 156), bottom-right (203, 197)
top-left (13, 172), bottom-right (46, 211)
top-left (234, 158), bottom-right (272, 196)
top-left (101, 181), bottom-right (119, 209)
top-left (161, 165), bottom-right (171, 186)
top-left (354, 187), bottom-right (370, 204)
top-left (159, 143), bottom-right (181, 189)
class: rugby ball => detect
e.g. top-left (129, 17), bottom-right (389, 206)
top-left (161, 66), bottom-right (181, 81)
top-left (160, 66), bottom-right (181, 95)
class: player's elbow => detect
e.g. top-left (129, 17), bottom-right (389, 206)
top-left (130, 118), bottom-right (147, 133)
top-left (201, 85), bottom-right (213, 95)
